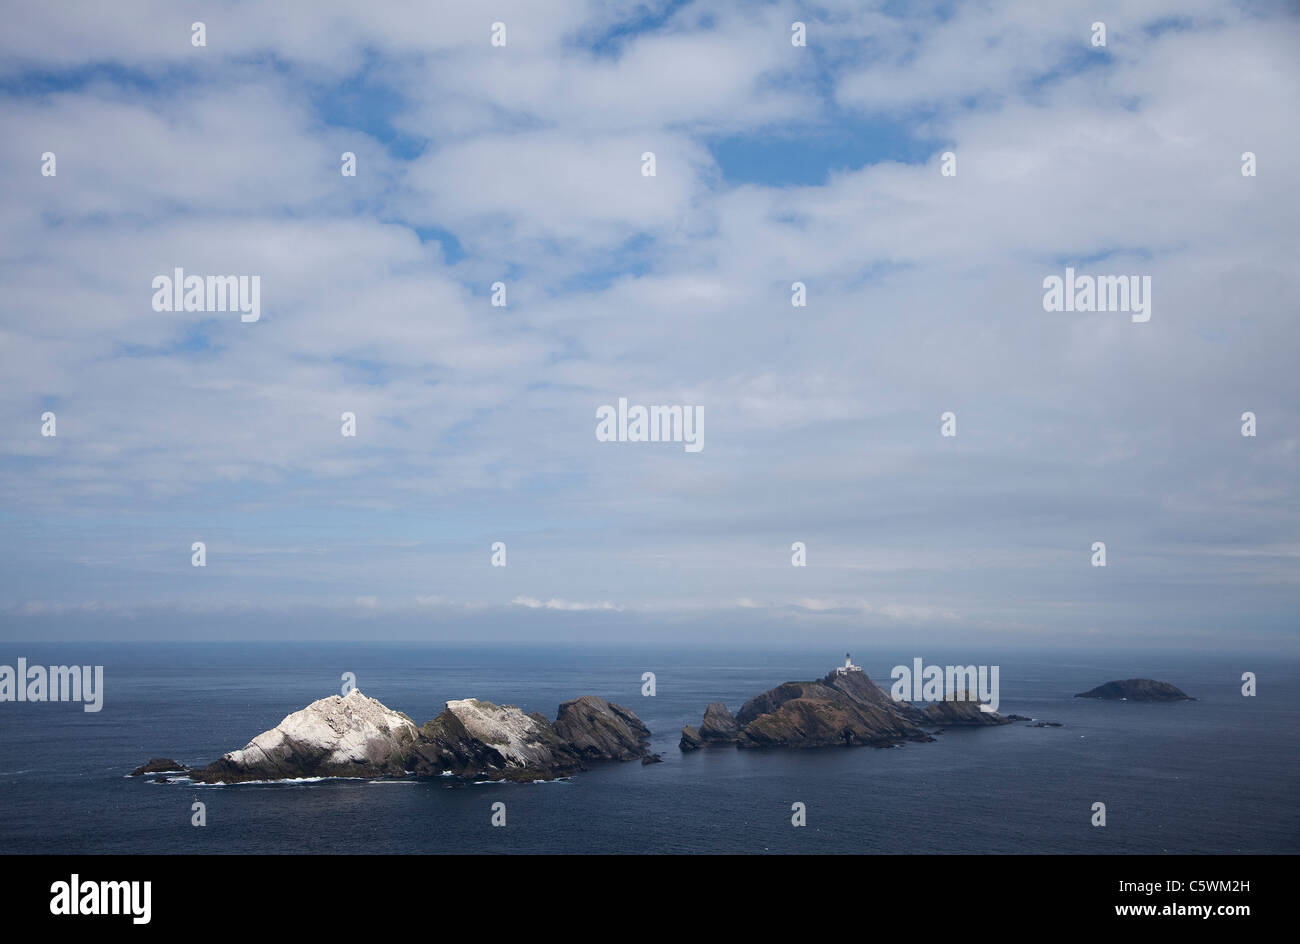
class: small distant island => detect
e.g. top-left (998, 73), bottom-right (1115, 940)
top-left (681, 654), bottom-right (1010, 751)
top-left (1074, 679), bottom-right (1194, 701)
top-left (133, 689), bottom-right (652, 784)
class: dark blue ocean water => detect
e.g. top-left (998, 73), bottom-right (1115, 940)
top-left (0, 644), bottom-right (1296, 854)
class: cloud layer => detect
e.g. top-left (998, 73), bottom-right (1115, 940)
top-left (1, 1), bottom-right (1297, 649)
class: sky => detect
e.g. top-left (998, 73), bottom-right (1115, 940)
top-left (0, 0), bottom-right (1297, 650)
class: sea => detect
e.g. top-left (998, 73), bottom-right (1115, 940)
top-left (1, 643), bottom-right (1296, 854)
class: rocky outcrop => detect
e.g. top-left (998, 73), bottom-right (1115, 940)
top-left (921, 691), bottom-right (1013, 726)
top-left (683, 666), bottom-right (940, 751)
top-left (407, 695), bottom-right (650, 782)
top-left (738, 678), bottom-right (928, 748)
top-left (407, 698), bottom-right (581, 782)
top-left (699, 702), bottom-right (741, 742)
top-left (554, 695), bottom-right (651, 761)
top-left (679, 725), bottom-right (704, 751)
top-left (130, 758), bottom-right (188, 776)
top-left (679, 701), bottom-right (744, 749)
top-left (825, 668), bottom-right (926, 723)
top-left (1075, 679), bottom-right (1193, 701)
top-left (188, 690), bottom-right (419, 784)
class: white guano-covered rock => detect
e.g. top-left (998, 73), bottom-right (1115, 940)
top-left (192, 689), bottom-right (418, 783)
top-left (443, 698), bottom-right (559, 767)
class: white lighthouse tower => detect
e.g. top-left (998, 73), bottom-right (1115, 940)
top-left (837, 652), bottom-right (860, 675)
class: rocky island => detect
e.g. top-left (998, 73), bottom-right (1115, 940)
top-left (406, 694), bottom-right (651, 782)
top-left (129, 758), bottom-right (189, 776)
top-left (1075, 679), bottom-right (1194, 701)
top-left (137, 689), bottom-right (651, 784)
top-left (681, 658), bottom-right (1010, 751)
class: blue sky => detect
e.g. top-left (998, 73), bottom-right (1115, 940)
top-left (0, 0), bottom-right (1297, 650)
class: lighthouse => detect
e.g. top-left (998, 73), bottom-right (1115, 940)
top-left (836, 653), bottom-right (860, 675)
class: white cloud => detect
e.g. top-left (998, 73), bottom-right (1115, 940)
top-left (0, 0), bottom-right (1296, 648)
top-left (511, 596), bottom-right (624, 612)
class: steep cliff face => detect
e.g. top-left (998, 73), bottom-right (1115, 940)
top-left (189, 690), bottom-right (419, 784)
top-left (1075, 679), bottom-right (1193, 701)
top-left (698, 702), bottom-right (741, 742)
top-left (553, 695), bottom-right (651, 761)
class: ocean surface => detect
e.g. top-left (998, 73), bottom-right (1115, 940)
top-left (1, 643), bottom-right (1296, 854)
